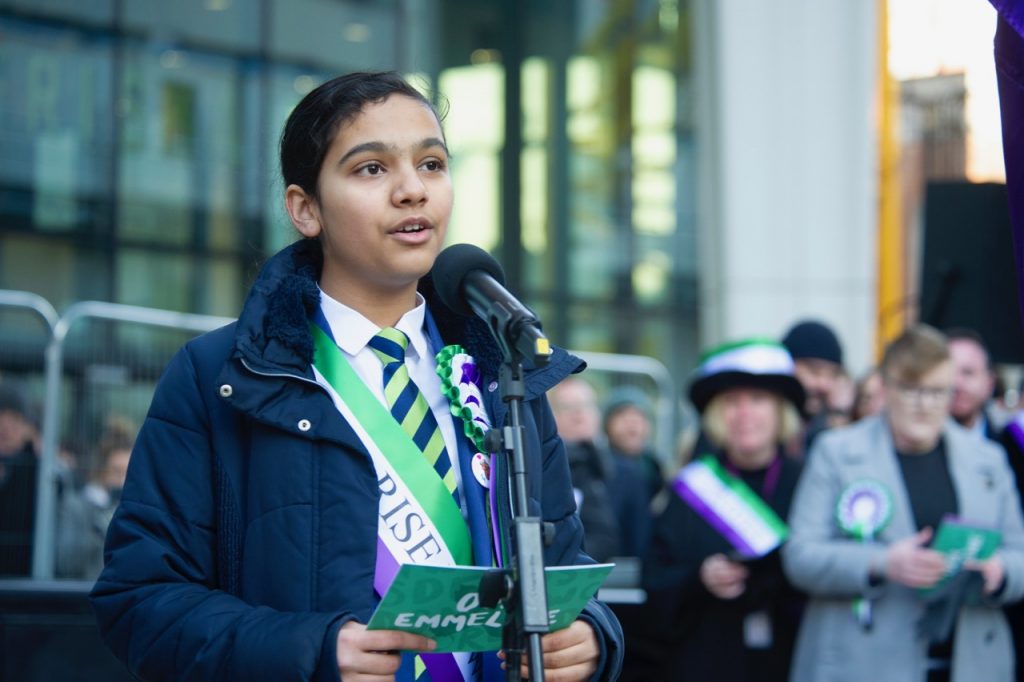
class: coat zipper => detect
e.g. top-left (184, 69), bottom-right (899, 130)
top-left (238, 357), bottom-right (323, 389)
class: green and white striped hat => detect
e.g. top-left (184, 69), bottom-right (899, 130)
top-left (688, 338), bottom-right (806, 414)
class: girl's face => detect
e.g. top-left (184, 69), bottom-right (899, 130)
top-left (288, 94), bottom-right (452, 308)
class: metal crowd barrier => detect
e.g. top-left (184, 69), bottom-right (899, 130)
top-left (572, 349), bottom-right (678, 472)
top-left (31, 301), bottom-right (235, 579)
top-left (0, 290), bottom-right (59, 332)
top-left (0, 291), bottom-right (676, 582)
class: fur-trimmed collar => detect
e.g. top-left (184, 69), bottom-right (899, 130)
top-left (231, 239), bottom-right (522, 382)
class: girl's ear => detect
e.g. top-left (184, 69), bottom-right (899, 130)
top-left (285, 184), bottom-right (322, 238)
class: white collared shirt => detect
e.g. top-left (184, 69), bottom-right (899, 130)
top-left (317, 288), bottom-right (464, 502)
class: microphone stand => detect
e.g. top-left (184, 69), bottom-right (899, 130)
top-left (479, 326), bottom-right (552, 682)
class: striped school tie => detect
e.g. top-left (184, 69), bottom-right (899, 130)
top-left (368, 327), bottom-right (459, 502)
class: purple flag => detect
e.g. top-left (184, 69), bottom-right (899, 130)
top-left (991, 0), bottom-right (1024, 35)
top-left (993, 2), bottom-right (1024, 325)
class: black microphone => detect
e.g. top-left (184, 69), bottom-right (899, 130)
top-left (432, 244), bottom-right (552, 366)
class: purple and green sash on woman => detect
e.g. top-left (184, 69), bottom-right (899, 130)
top-left (312, 324), bottom-right (472, 681)
top-left (672, 454), bottom-right (788, 558)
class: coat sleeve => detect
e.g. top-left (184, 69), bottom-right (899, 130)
top-left (530, 394), bottom-right (625, 682)
top-left (90, 345), bottom-right (350, 682)
top-left (56, 490), bottom-right (95, 579)
top-left (565, 443), bottom-right (621, 562)
top-left (781, 432), bottom-right (888, 599)
top-left (642, 493), bottom-right (710, 625)
top-left (981, 439), bottom-right (1024, 606)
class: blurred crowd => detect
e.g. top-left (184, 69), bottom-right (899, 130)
top-left (3, 318), bottom-right (1024, 681)
top-left (551, 320), bottom-right (1024, 682)
top-left (0, 389), bottom-right (134, 581)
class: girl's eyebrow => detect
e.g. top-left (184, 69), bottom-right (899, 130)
top-left (337, 137), bottom-right (448, 167)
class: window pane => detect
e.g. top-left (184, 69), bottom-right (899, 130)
top-left (122, 0), bottom-right (260, 54)
top-left (268, 0), bottom-right (399, 72)
top-left (441, 64), bottom-right (504, 252)
top-left (116, 248), bottom-right (192, 311)
top-left (205, 257), bottom-right (244, 317)
top-left (0, 17), bottom-right (114, 235)
top-left (117, 45), bottom-right (242, 250)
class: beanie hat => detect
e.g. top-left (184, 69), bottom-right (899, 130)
top-left (602, 387), bottom-right (653, 430)
top-left (688, 338), bottom-right (806, 415)
top-left (781, 320), bottom-right (843, 366)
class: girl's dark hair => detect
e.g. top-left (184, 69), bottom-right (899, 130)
top-left (279, 71), bottom-right (442, 199)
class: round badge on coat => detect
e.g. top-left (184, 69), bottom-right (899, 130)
top-left (836, 479), bottom-right (893, 540)
top-left (472, 452), bottom-right (491, 488)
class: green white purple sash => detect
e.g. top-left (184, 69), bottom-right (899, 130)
top-left (672, 455), bottom-right (788, 558)
top-left (311, 324), bottom-right (471, 681)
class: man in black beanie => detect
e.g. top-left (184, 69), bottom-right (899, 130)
top-left (782, 319), bottom-right (845, 450)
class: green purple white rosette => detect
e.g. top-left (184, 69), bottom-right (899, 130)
top-left (436, 344), bottom-right (491, 453)
top-left (836, 479), bottom-right (893, 540)
top-left (836, 479), bottom-right (892, 631)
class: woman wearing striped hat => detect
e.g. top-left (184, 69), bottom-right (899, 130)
top-left (638, 339), bottom-right (807, 681)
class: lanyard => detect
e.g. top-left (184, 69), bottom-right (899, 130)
top-left (724, 453), bottom-right (783, 503)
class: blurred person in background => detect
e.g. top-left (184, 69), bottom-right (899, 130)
top-left (996, 377), bottom-right (1024, 680)
top-left (640, 339), bottom-right (806, 682)
top-left (1001, 390), bottom-right (1024, 682)
top-left (781, 319), bottom-right (845, 452)
top-left (56, 417), bottom-right (135, 580)
top-left (853, 367), bottom-right (886, 422)
top-left (602, 387), bottom-right (660, 557)
top-left (0, 384), bottom-right (39, 577)
top-left (783, 325), bottom-right (1024, 682)
top-left (946, 328), bottom-right (1001, 441)
top-left (604, 387), bottom-right (664, 503)
top-left (825, 368), bottom-right (856, 430)
top-left (550, 377), bottom-right (622, 562)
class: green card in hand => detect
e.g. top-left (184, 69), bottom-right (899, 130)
top-left (366, 563), bottom-right (614, 653)
top-left (920, 515), bottom-right (1002, 596)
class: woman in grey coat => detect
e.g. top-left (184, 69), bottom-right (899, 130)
top-left (783, 325), bottom-right (1024, 682)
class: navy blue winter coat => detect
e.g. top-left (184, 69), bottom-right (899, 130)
top-left (90, 239), bottom-right (624, 681)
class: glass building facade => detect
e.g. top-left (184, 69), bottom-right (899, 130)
top-left (0, 0), bottom-right (700, 381)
